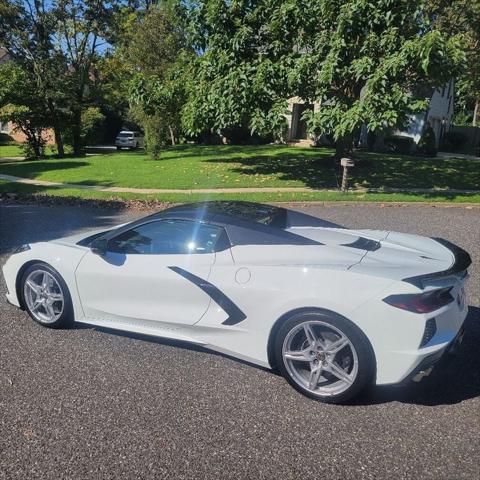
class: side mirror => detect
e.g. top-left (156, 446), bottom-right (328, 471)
top-left (90, 238), bottom-right (108, 256)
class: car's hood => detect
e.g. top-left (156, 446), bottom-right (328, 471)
top-left (49, 223), bottom-right (128, 248)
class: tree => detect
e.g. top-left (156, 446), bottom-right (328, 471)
top-left (427, 0), bottom-right (480, 126)
top-left (186, 1), bottom-right (464, 154)
top-left (55, 0), bottom-right (117, 154)
top-left (0, 62), bottom-right (48, 158)
top-left (0, 0), bottom-right (69, 155)
top-left (0, 0), bottom-right (118, 156)
top-left (120, 2), bottom-right (193, 157)
top-left (183, 0), bottom-right (295, 142)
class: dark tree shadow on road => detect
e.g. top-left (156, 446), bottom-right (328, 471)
top-left (0, 202), bottom-right (136, 255)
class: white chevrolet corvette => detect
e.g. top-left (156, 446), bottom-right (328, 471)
top-left (2, 201), bottom-right (471, 403)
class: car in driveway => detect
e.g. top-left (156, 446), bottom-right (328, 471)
top-left (115, 131), bottom-right (144, 150)
top-left (2, 201), bottom-right (471, 403)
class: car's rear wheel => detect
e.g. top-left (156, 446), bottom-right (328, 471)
top-left (21, 263), bottom-right (73, 329)
top-left (275, 311), bottom-right (375, 403)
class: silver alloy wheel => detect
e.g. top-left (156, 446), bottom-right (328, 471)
top-left (23, 270), bottom-right (64, 324)
top-left (282, 320), bottom-right (359, 397)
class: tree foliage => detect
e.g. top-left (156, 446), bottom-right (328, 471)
top-left (182, 0), bottom-right (296, 141)
top-left (0, 62), bottom-right (48, 158)
top-left (427, 0), bottom-right (480, 126)
top-left (0, 0), bottom-right (470, 156)
top-left (185, 0), bottom-right (464, 153)
top-left (123, 2), bottom-right (193, 157)
top-left (0, 0), bottom-right (118, 155)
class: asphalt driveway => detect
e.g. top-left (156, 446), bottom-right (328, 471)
top-left (0, 202), bottom-right (479, 479)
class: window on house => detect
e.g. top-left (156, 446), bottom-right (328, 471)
top-left (0, 121), bottom-right (9, 133)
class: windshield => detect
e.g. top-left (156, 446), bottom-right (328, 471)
top-left (166, 201), bottom-right (287, 227)
top-left (118, 132), bottom-right (134, 138)
top-left (76, 230), bottom-right (112, 246)
top-left (207, 201), bottom-right (283, 225)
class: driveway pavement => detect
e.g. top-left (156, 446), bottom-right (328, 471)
top-left (0, 202), bottom-right (479, 479)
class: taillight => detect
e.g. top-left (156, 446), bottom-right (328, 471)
top-left (383, 287), bottom-right (454, 313)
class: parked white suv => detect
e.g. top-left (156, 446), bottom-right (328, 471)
top-left (115, 131), bottom-right (145, 150)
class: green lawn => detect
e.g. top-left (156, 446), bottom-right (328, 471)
top-left (0, 143), bottom-right (23, 157)
top-left (1, 178), bottom-right (479, 203)
top-left (0, 145), bottom-right (335, 189)
top-left (0, 144), bottom-right (479, 203)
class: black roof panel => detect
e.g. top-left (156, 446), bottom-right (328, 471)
top-left (98, 201), bottom-right (324, 247)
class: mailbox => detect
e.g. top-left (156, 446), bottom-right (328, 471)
top-left (340, 158), bottom-right (355, 168)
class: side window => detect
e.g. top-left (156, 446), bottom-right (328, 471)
top-left (107, 220), bottom-right (228, 255)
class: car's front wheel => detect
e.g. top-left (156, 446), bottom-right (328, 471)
top-left (275, 311), bottom-right (375, 403)
top-left (21, 263), bottom-right (73, 329)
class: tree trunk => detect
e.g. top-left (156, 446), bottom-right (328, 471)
top-left (24, 130), bottom-right (42, 159)
top-left (169, 126), bottom-right (176, 146)
top-left (335, 133), bottom-right (354, 158)
top-left (72, 108), bottom-right (83, 155)
top-left (473, 99), bottom-right (479, 127)
top-left (47, 99), bottom-right (64, 157)
top-left (53, 125), bottom-right (65, 157)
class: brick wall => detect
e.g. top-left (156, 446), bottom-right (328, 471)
top-left (2, 122), bottom-right (55, 145)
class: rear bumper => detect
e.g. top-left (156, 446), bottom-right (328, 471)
top-left (399, 325), bottom-right (465, 385)
top-left (373, 281), bottom-right (468, 385)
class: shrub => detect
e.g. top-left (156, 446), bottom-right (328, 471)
top-left (0, 133), bottom-right (14, 143)
top-left (384, 135), bottom-right (415, 154)
top-left (21, 137), bottom-right (46, 159)
top-left (81, 107), bottom-right (106, 146)
top-left (417, 125), bottom-right (437, 156)
top-left (143, 118), bottom-right (170, 159)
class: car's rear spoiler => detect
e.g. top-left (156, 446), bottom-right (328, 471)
top-left (403, 237), bottom-right (472, 289)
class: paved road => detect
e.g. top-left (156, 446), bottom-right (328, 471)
top-left (0, 203), bottom-right (479, 479)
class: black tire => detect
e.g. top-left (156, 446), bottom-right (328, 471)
top-left (20, 262), bottom-right (73, 329)
top-left (274, 310), bottom-right (375, 404)
top-left (116, 146), bottom-right (121, 150)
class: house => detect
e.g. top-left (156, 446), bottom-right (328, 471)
top-left (285, 80), bottom-right (455, 150)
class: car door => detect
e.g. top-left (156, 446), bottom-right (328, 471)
top-left (75, 219), bottom-right (228, 327)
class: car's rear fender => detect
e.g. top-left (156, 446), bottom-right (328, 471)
top-left (197, 264), bottom-right (396, 368)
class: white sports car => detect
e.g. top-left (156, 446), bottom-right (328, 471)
top-left (2, 201), bottom-right (471, 403)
